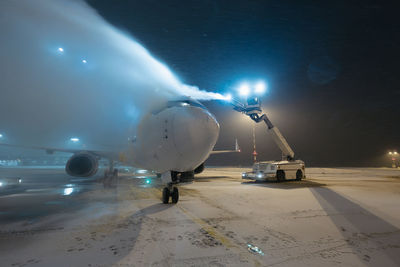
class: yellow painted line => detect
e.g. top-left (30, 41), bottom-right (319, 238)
top-left (178, 205), bottom-right (262, 266)
top-left (117, 184), bottom-right (263, 265)
top-left (178, 205), bottom-right (237, 248)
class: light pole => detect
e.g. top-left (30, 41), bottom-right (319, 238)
top-left (388, 151), bottom-right (398, 168)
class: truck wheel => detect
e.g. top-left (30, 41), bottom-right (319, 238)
top-left (276, 170), bottom-right (285, 182)
top-left (296, 170), bottom-right (303, 181)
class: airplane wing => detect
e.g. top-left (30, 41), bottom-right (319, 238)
top-left (0, 142), bottom-right (119, 160)
top-left (210, 138), bottom-right (241, 155)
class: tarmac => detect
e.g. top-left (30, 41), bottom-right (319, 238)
top-left (0, 167), bottom-right (399, 266)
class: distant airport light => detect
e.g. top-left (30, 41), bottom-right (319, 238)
top-left (82, 59), bottom-right (87, 64)
top-left (70, 137), bottom-right (80, 142)
top-left (0, 182), bottom-right (3, 187)
top-left (0, 133), bottom-right (3, 138)
top-left (238, 83), bottom-right (250, 97)
top-left (388, 151), bottom-right (398, 168)
top-left (146, 179), bottom-right (151, 184)
top-left (58, 47), bottom-right (64, 53)
top-left (254, 81), bottom-right (267, 94)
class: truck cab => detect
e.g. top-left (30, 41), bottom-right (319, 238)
top-left (242, 160), bottom-right (305, 182)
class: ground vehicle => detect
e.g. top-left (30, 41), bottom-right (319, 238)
top-left (242, 160), bottom-right (305, 182)
top-left (229, 92), bottom-right (306, 181)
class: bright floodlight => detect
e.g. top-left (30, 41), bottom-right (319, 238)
top-left (389, 152), bottom-right (393, 155)
top-left (70, 137), bottom-right (80, 142)
top-left (58, 47), bottom-right (64, 52)
top-left (0, 133), bottom-right (3, 138)
top-left (254, 81), bottom-right (266, 94)
top-left (238, 83), bottom-right (250, 97)
top-left (395, 152), bottom-right (398, 155)
top-left (82, 59), bottom-right (87, 64)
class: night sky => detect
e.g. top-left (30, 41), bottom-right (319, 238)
top-left (88, 0), bottom-right (399, 167)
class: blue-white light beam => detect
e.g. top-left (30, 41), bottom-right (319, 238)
top-left (238, 83), bottom-right (250, 97)
top-left (254, 81), bottom-right (267, 94)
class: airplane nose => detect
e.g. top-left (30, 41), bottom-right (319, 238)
top-left (172, 107), bottom-right (219, 170)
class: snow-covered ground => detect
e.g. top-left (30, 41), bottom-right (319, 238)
top-left (0, 167), bottom-right (399, 266)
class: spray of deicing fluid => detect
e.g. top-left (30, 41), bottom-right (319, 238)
top-left (0, 0), bottom-right (225, 148)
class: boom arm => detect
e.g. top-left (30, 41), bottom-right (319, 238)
top-left (229, 97), bottom-right (295, 161)
top-left (248, 113), bottom-right (294, 160)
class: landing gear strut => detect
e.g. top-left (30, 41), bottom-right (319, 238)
top-left (160, 171), bottom-right (188, 204)
top-left (162, 183), bottom-right (179, 204)
top-left (103, 160), bottom-right (118, 188)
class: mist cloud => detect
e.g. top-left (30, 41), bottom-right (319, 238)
top-left (0, 0), bottom-right (223, 149)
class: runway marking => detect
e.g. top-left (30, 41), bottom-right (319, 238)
top-left (178, 205), bottom-right (236, 248)
top-left (177, 205), bottom-right (262, 266)
top-left (118, 184), bottom-right (263, 264)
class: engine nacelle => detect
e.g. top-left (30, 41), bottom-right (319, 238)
top-left (194, 163), bottom-right (205, 174)
top-left (65, 152), bottom-right (98, 177)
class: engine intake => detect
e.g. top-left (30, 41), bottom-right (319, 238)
top-left (65, 152), bottom-right (98, 177)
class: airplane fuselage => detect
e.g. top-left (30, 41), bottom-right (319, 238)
top-left (127, 99), bottom-right (220, 173)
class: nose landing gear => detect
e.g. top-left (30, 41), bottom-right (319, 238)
top-left (161, 171), bottom-right (184, 204)
top-left (162, 184), bottom-right (179, 204)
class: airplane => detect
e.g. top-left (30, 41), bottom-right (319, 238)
top-left (0, 97), bottom-right (240, 204)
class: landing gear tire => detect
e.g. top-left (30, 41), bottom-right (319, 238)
top-left (171, 187), bottom-right (179, 204)
top-left (162, 187), bottom-right (170, 204)
top-left (162, 186), bottom-right (179, 204)
top-left (276, 170), bottom-right (285, 183)
top-left (296, 170), bottom-right (303, 181)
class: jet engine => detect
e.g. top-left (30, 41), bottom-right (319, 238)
top-left (65, 152), bottom-right (98, 177)
top-left (194, 163), bottom-right (205, 174)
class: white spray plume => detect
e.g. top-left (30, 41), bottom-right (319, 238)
top-left (179, 84), bottom-right (226, 100)
top-left (0, 0), bottom-right (224, 148)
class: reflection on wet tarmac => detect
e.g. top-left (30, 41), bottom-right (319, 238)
top-left (0, 166), bottom-right (158, 222)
